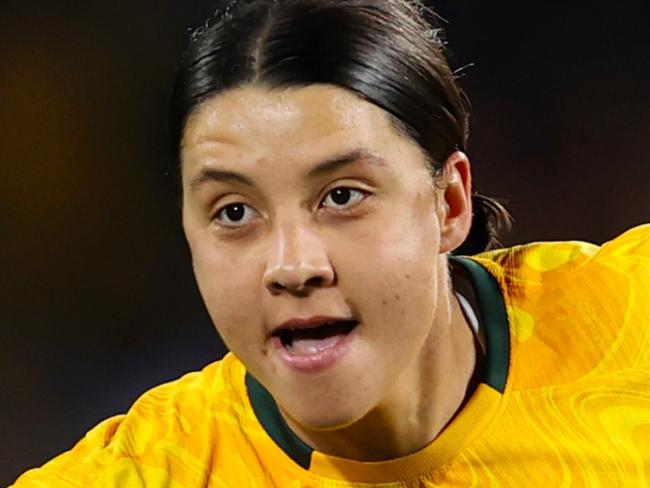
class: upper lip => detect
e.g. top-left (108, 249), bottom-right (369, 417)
top-left (270, 315), bottom-right (357, 336)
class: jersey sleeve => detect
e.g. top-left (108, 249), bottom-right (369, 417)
top-left (10, 415), bottom-right (126, 487)
top-left (473, 223), bottom-right (650, 390)
top-left (595, 224), bottom-right (650, 367)
top-left (10, 360), bottom-right (236, 488)
top-left (598, 223), bottom-right (650, 260)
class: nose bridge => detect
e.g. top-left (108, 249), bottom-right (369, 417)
top-left (263, 215), bottom-right (334, 293)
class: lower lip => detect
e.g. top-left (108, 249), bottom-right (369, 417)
top-left (271, 326), bottom-right (358, 373)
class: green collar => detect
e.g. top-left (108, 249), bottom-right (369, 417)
top-left (449, 256), bottom-right (510, 392)
top-left (245, 255), bottom-right (510, 469)
top-left (245, 372), bottom-right (313, 469)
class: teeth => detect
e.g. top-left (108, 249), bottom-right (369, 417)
top-left (278, 320), bottom-right (359, 352)
top-left (281, 321), bottom-right (359, 357)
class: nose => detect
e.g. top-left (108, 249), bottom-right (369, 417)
top-left (263, 221), bottom-right (335, 296)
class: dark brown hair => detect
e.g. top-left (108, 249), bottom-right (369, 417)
top-left (170, 0), bottom-right (511, 254)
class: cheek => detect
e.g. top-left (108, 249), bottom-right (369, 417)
top-left (334, 198), bottom-right (440, 336)
top-left (190, 240), bottom-right (263, 349)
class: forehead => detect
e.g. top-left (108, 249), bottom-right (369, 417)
top-left (181, 84), bottom-right (399, 155)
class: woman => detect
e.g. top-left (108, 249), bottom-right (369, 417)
top-left (13, 0), bottom-right (650, 486)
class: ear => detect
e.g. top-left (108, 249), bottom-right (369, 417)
top-left (437, 151), bottom-right (473, 254)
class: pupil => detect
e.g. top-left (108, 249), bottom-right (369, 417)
top-left (226, 204), bottom-right (244, 221)
top-left (332, 188), bottom-right (350, 205)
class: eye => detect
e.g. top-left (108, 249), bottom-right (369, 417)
top-left (214, 202), bottom-right (258, 227)
top-left (321, 187), bottom-right (366, 210)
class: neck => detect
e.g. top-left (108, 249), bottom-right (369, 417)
top-left (281, 268), bottom-right (479, 461)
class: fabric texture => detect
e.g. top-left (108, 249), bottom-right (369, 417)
top-left (12, 224), bottom-right (650, 487)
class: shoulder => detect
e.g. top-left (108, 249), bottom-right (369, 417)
top-left (471, 224), bottom-right (650, 390)
top-left (11, 353), bottom-right (250, 487)
top-left (596, 223), bottom-right (650, 262)
top-left (476, 223), bottom-right (650, 271)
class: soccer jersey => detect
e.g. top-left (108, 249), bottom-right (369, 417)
top-left (12, 224), bottom-right (650, 487)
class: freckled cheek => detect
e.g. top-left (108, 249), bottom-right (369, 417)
top-left (346, 217), bottom-right (437, 287)
top-left (192, 249), bottom-right (262, 347)
top-left (335, 219), bottom-right (438, 341)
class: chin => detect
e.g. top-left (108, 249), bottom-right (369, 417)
top-left (283, 396), bottom-right (369, 433)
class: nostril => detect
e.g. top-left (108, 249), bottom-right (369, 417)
top-left (268, 281), bottom-right (288, 294)
top-left (267, 276), bottom-right (324, 296)
top-left (305, 276), bottom-right (324, 288)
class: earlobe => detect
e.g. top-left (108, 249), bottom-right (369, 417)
top-left (438, 151), bottom-right (473, 254)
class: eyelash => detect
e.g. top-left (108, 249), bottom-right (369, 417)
top-left (212, 186), bottom-right (369, 228)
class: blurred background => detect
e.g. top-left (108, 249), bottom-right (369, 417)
top-left (2, 0), bottom-right (649, 483)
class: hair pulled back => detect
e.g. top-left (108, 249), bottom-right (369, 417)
top-left (170, 0), bottom-right (511, 255)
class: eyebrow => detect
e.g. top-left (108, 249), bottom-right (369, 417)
top-left (189, 168), bottom-right (254, 192)
top-left (188, 148), bottom-right (385, 193)
top-left (307, 148), bottom-right (386, 178)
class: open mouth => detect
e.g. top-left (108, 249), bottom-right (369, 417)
top-left (274, 320), bottom-right (359, 356)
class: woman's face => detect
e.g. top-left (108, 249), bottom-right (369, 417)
top-left (181, 84), bottom-right (459, 430)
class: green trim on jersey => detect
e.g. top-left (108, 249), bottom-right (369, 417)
top-left (245, 372), bottom-right (313, 469)
top-left (246, 255), bottom-right (510, 468)
top-left (450, 256), bottom-right (510, 393)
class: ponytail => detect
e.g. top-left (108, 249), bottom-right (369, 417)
top-left (453, 193), bottom-right (513, 256)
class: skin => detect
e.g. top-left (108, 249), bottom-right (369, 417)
top-left (181, 83), bottom-right (476, 461)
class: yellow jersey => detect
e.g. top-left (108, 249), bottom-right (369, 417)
top-left (12, 224), bottom-right (650, 487)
